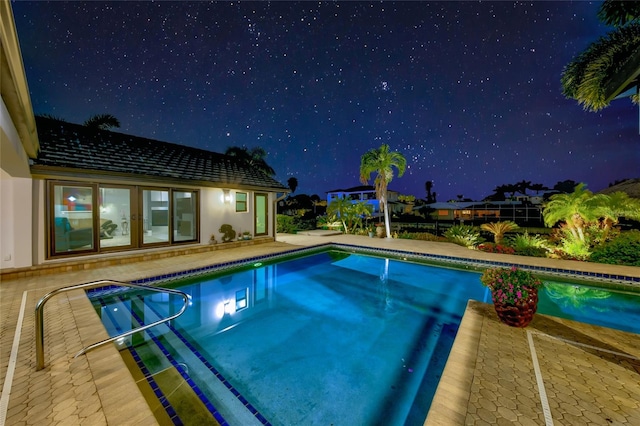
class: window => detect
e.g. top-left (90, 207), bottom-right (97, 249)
top-left (50, 183), bottom-right (96, 255)
top-left (173, 190), bottom-right (197, 242)
top-left (236, 192), bottom-right (247, 212)
top-left (235, 288), bottom-right (248, 311)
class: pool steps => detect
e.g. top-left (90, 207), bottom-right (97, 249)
top-left (97, 292), bottom-right (269, 425)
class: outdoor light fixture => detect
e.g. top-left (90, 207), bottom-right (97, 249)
top-left (223, 189), bottom-right (231, 204)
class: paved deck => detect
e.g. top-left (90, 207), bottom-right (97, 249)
top-left (1, 234), bottom-right (639, 425)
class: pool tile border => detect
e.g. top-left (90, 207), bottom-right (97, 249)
top-left (87, 242), bottom-right (639, 299)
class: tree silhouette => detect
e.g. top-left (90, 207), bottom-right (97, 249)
top-left (554, 180), bottom-right (578, 193)
top-left (529, 183), bottom-right (548, 194)
top-left (84, 114), bottom-right (120, 130)
top-left (287, 177), bottom-right (298, 194)
top-left (425, 180), bottom-right (434, 203)
top-left (225, 146), bottom-right (276, 177)
top-left (516, 180), bottom-right (532, 195)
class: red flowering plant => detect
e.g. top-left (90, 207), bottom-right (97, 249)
top-left (480, 266), bottom-right (542, 305)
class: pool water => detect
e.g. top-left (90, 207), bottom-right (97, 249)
top-left (89, 250), bottom-right (640, 425)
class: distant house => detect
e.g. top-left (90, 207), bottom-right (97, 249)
top-left (326, 185), bottom-right (404, 216)
top-left (0, 5), bottom-right (288, 270)
top-left (425, 201), bottom-right (542, 224)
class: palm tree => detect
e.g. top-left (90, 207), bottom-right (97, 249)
top-left (327, 196), bottom-right (355, 233)
top-left (542, 183), bottom-right (598, 242)
top-left (590, 191), bottom-right (640, 238)
top-left (225, 146), bottom-right (276, 177)
top-left (287, 177), bottom-right (298, 194)
top-left (84, 114), bottom-right (120, 130)
top-left (425, 180), bottom-right (434, 203)
top-left (480, 221), bottom-right (519, 245)
top-left (359, 144), bottom-right (406, 238)
top-left (561, 0), bottom-right (640, 111)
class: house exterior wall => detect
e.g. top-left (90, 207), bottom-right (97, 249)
top-left (201, 188), bottom-right (271, 242)
top-left (28, 182), bottom-right (276, 265)
top-left (1, 80), bottom-right (35, 270)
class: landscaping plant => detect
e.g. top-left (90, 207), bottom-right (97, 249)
top-left (444, 224), bottom-right (484, 248)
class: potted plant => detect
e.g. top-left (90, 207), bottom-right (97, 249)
top-left (367, 225), bottom-right (375, 238)
top-left (375, 223), bottom-right (385, 238)
top-left (208, 234), bottom-right (217, 245)
top-left (480, 266), bottom-right (542, 327)
top-left (243, 231), bottom-right (252, 240)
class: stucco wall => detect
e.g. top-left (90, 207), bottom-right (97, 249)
top-left (1, 98), bottom-right (34, 269)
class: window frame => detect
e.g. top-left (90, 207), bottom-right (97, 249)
top-left (236, 192), bottom-right (248, 212)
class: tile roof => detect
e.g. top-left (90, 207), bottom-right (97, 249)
top-left (30, 117), bottom-right (288, 191)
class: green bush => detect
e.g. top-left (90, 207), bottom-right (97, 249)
top-left (444, 225), bottom-right (484, 248)
top-left (276, 215), bottom-right (297, 233)
top-left (589, 230), bottom-right (640, 266)
top-left (396, 231), bottom-right (443, 241)
top-left (507, 232), bottom-right (550, 258)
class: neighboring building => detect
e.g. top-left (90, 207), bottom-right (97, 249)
top-left (326, 185), bottom-right (404, 216)
top-left (424, 201), bottom-right (543, 224)
top-left (0, 3), bottom-right (288, 270)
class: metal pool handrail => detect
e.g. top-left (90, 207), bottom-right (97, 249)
top-left (35, 279), bottom-right (189, 371)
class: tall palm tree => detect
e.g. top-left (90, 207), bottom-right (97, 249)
top-left (542, 183), bottom-right (598, 242)
top-left (84, 114), bottom-right (120, 130)
top-left (561, 0), bottom-right (640, 111)
top-left (225, 146), bottom-right (276, 177)
top-left (359, 144), bottom-right (406, 238)
top-left (425, 180), bottom-right (434, 203)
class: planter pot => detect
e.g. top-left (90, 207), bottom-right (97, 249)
top-left (492, 289), bottom-right (538, 328)
top-left (375, 225), bottom-right (385, 238)
top-left (368, 232), bottom-right (375, 238)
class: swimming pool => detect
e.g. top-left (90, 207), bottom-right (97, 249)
top-left (88, 247), bottom-right (640, 425)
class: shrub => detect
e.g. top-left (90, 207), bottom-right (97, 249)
top-left (508, 232), bottom-right (550, 258)
top-left (276, 214), bottom-right (297, 233)
top-left (397, 231), bottom-right (444, 241)
top-left (557, 235), bottom-right (591, 260)
top-left (477, 243), bottom-right (515, 255)
top-left (444, 225), bottom-right (484, 248)
top-left (589, 230), bottom-right (640, 266)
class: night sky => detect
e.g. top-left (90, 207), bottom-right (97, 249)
top-left (12, 1), bottom-right (639, 202)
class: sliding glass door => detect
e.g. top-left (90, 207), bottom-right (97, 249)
top-left (141, 188), bottom-right (170, 245)
top-left (48, 181), bottom-right (199, 257)
top-left (173, 190), bottom-right (197, 242)
top-left (51, 183), bottom-right (96, 255)
top-left (99, 186), bottom-right (136, 250)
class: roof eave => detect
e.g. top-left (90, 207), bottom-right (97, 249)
top-left (30, 165), bottom-right (289, 192)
